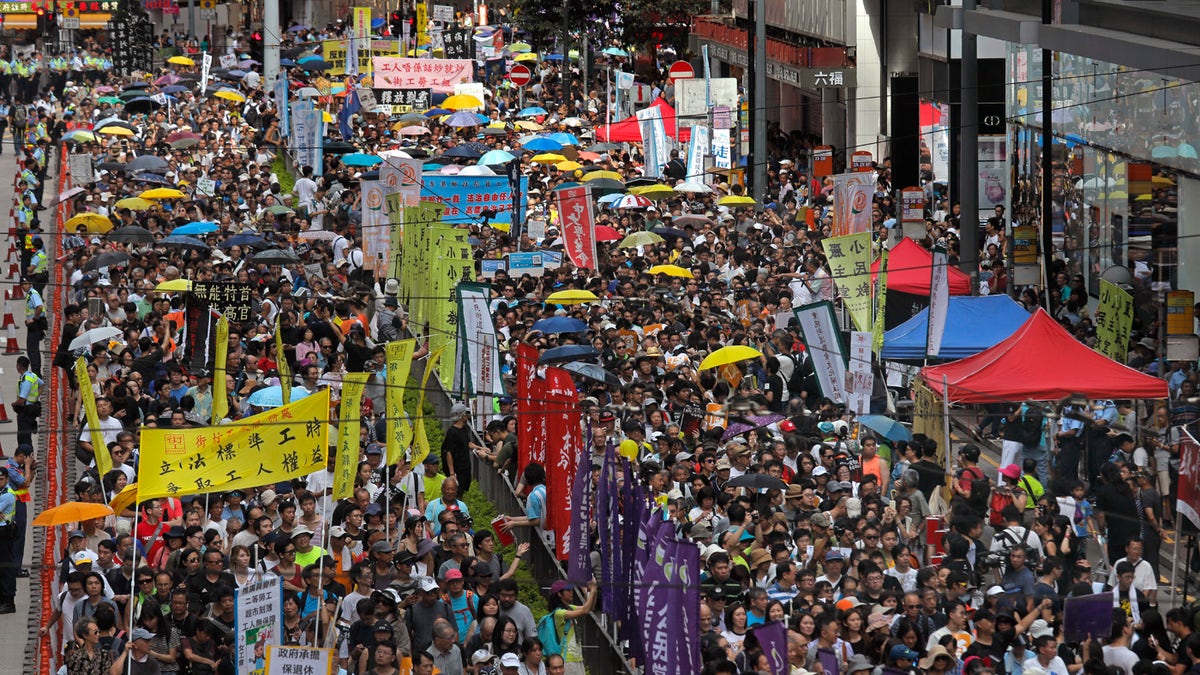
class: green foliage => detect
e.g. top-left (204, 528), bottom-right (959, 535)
top-left (620, 0), bottom-right (711, 53)
top-left (270, 154), bottom-right (296, 196)
top-left (403, 374), bottom-right (444, 451)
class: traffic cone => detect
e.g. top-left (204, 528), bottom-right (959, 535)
top-left (9, 282), bottom-right (22, 300)
top-left (4, 325), bottom-right (20, 355)
top-left (1, 298), bottom-right (15, 330)
top-left (4, 240), bottom-right (15, 264)
top-left (0, 381), bottom-right (14, 424)
top-left (6, 262), bottom-right (19, 282)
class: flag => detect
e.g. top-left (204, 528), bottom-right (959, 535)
top-left (275, 316), bottom-right (291, 406)
top-left (555, 185), bottom-right (597, 269)
top-left (515, 343), bottom-right (543, 475)
top-left (1095, 279), bottom-right (1134, 362)
top-left (338, 89), bottom-right (361, 141)
top-left (336, 373), bottom-right (370, 501)
top-left (411, 346), bottom-right (444, 466)
top-left (567, 430), bottom-right (593, 582)
top-left (755, 621), bottom-right (790, 675)
top-left (138, 391), bottom-right (330, 499)
top-left (385, 340), bottom-right (416, 466)
top-left (543, 366), bottom-right (579, 558)
top-left (76, 356), bottom-right (111, 478)
top-left (872, 249), bottom-right (889, 354)
top-left (1177, 428), bottom-right (1200, 530)
top-left (212, 314), bottom-right (229, 424)
top-left (831, 172), bottom-right (877, 237)
top-left (927, 245), bottom-right (949, 358)
top-left (822, 232), bottom-right (873, 331)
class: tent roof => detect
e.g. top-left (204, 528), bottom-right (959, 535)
top-left (922, 309), bottom-right (1168, 402)
top-left (882, 294), bottom-right (1032, 361)
top-left (871, 238), bottom-right (972, 295)
top-left (594, 97), bottom-right (691, 143)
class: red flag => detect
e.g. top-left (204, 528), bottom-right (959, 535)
top-left (555, 185), bottom-right (597, 269)
top-left (1179, 429), bottom-right (1200, 531)
top-left (515, 344), bottom-right (544, 476)
top-left (543, 366), bottom-right (581, 559)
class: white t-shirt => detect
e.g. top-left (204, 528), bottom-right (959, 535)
top-left (1102, 645), bottom-right (1139, 675)
top-left (1024, 655), bottom-right (1069, 675)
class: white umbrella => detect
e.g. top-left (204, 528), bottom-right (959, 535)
top-left (55, 187), bottom-right (87, 204)
top-left (459, 165), bottom-right (497, 176)
top-left (674, 181), bottom-right (713, 194)
top-left (69, 326), bottom-right (123, 352)
top-left (298, 229), bottom-right (338, 240)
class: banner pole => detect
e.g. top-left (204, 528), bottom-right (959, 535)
top-left (316, 489), bottom-right (330, 647)
top-left (1171, 533), bottom-right (1181, 599)
top-left (127, 500), bottom-right (141, 675)
top-left (942, 375), bottom-right (952, 474)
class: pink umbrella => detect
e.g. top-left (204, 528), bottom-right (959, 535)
top-left (398, 125), bottom-right (430, 136)
top-left (54, 186), bottom-right (86, 204)
top-left (595, 225), bottom-right (622, 241)
top-left (95, 86), bottom-right (115, 93)
top-left (154, 74), bottom-right (181, 86)
top-left (440, 164), bottom-right (464, 175)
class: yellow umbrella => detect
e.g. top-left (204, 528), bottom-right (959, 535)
top-left (155, 279), bottom-right (193, 292)
top-left (509, 42), bottom-right (533, 53)
top-left (97, 126), bottom-right (135, 137)
top-left (582, 170), bottom-right (623, 182)
top-left (113, 197), bottom-right (157, 211)
top-left (442, 94), bottom-right (484, 110)
top-left (516, 121), bottom-right (544, 131)
top-left (515, 52), bottom-right (539, 62)
top-left (1152, 175), bottom-right (1175, 187)
top-left (648, 264), bottom-right (693, 278)
top-left (699, 345), bottom-right (764, 371)
top-left (531, 153), bottom-right (567, 164)
top-left (555, 160), bottom-right (583, 172)
top-left (631, 184), bottom-right (676, 199)
top-left (32, 501), bottom-right (114, 526)
top-left (323, 111), bottom-right (335, 123)
top-left (487, 121), bottom-right (510, 129)
top-left (213, 89), bottom-right (247, 103)
top-left (139, 188), bottom-right (187, 200)
top-left (167, 55), bottom-right (195, 66)
top-left (1134, 193), bottom-right (1153, 202)
top-left (65, 212), bottom-right (114, 233)
top-left (718, 195), bottom-right (757, 206)
top-left (109, 483), bottom-right (139, 515)
top-left (545, 289), bottom-right (599, 305)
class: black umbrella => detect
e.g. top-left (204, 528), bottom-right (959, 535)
top-left (130, 173), bottom-right (173, 186)
top-left (584, 178), bottom-right (625, 192)
top-left (324, 140), bottom-right (356, 154)
top-left (252, 249), bottom-right (301, 265)
top-left (161, 235), bottom-right (210, 252)
top-left (562, 362), bottom-right (620, 387)
top-left (442, 145), bottom-right (481, 159)
top-left (107, 226), bottom-right (156, 244)
top-left (126, 155), bottom-right (169, 173)
top-left (461, 141), bottom-right (489, 154)
top-left (301, 61), bottom-right (332, 71)
top-left (538, 345), bottom-right (600, 365)
top-left (652, 227), bottom-right (688, 240)
top-left (98, 161), bottom-right (127, 172)
top-left (625, 177), bottom-right (658, 189)
top-left (587, 142), bottom-right (619, 152)
top-left (83, 252), bottom-right (131, 271)
top-left (723, 473), bottom-right (788, 492)
top-left (123, 97), bottom-right (161, 114)
top-left (479, 127), bottom-right (508, 137)
top-left (220, 233), bottom-right (270, 250)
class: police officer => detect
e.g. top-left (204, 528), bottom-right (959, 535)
top-left (14, 355), bottom-right (40, 448)
top-left (22, 277), bottom-right (44, 375)
top-left (26, 237), bottom-right (47, 296)
top-left (4, 444), bottom-right (34, 580)
top-left (0, 469), bottom-right (16, 613)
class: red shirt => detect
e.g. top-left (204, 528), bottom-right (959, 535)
top-left (136, 518), bottom-right (167, 561)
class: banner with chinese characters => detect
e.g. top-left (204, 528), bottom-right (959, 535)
top-left (455, 282), bottom-right (502, 424)
top-left (1178, 428), bottom-right (1200, 531)
top-left (846, 331), bottom-right (873, 415)
top-left (335, 373), bottom-right (369, 501)
top-left (544, 366), bottom-right (580, 558)
top-left (385, 340), bottom-right (416, 465)
top-left (264, 646), bottom-right (334, 675)
top-left (372, 57), bottom-right (474, 92)
top-left (830, 171), bottom-right (876, 237)
top-left (399, 212), bottom-right (472, 390)
top-left (372, 88), bottom-right (430, 112)
top-left (138, 391), bottom-right (330, 499)
top-left (77, 356), bottom-right (112, 478)
top-left (442, 27), bottom-right (475, 60)
top-left (191, 281), bottom-right (255, 322)
top-left (793, 301), bottom-right (847, 402)
top-left (236, 577), bottom-right (282, 675)
top-left (321, 39), bottom-right (400, 75)
top-left (420, 174), bottom-right (528, 225)
top-left (554, 185), bottom-right (597, 269)
top-left (360, 180), bottom-right (387, 272)
top-left (1095, 279), bottom-right (1134, 362)
top-left (821, 232), bottom-right (872, 331)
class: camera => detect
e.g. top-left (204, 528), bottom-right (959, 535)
top-left (977, 551), bottom-right (1008, 572)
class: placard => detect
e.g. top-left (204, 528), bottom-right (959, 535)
top-left (264, 646), bottom-right (334, 675)
top-left (219, 54), bottom-right (237, 70)
top-left (793, 301), bottom-right (847, 402)
top-left (69, 153), bottom-right (94, 185)
top-left (900, 187), bottom-right (924, 222)
top-left (480, 259), bottom-right (504, 278)
top-left (355, 86), bottom-right (377, 112)
top-left (191, 281), bottom-right (255, 322)
top-left (372, 58), bottom-right (475, 92)
top-left (374, 88), bottom-right (430, 112)
top-left (676, 78), bottom-right (738, 129)
top-left (1167, 290), bottom-right (1194, 335)
top-left (196, 177), bottom-right (216, 197)
top-left (1062, 592), bottom-right (1115, 643)
top-left (508, 252), bottom-right (544, 277)
top-left (236, 577), bottom-right (281, 675)
top-left (432, 3), bottom-right (455, 21)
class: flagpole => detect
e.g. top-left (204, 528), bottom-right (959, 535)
top-left (127, 499), bottom-right (141, 675)
top-left (316, 488), bottom-right (330, 647)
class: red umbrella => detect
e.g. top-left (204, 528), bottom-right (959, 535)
top-left (595, 225), bottom-right (622, 242)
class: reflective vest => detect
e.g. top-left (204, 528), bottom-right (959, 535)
top-left (20, 371), bottom-right (39, 404)
top-left (24, 290), bottom-right (41, 319)
top-left (30, 250), bottom-right (47, 274)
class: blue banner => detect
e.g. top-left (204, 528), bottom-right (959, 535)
top-left (421, 174), bottom-right (529, 224)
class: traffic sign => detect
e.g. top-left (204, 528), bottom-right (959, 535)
top-left (668, 60), bottom-right (695, 82)
top-left (508, 63), bottom-right (532, 87)
top-left (62, 4), bottom-right (79, 28)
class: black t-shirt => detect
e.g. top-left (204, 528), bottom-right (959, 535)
top-left (442, 425), bottom-right (473, 477)
top-left (1094, 483), bottom-right (1140, 543)
top-left (965, 638), bottom-right (1008, 674)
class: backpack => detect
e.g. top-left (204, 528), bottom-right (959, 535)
top-left (13, 106), bottom-right (26, 127)
top-left (1018, 410), bottom-right (1044, 446)
top-left (989, 490), bottom-right (1015, 526)
top-left (537, 610), bottom-right (571, 657)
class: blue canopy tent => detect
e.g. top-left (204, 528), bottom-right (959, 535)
top-left (882, 295), bottom-right (1032, 362)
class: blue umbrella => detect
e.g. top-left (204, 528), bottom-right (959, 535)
top-left (219, 233), bottom-right (270, 250)
top-left (597, 193), bottom-right (624, 206)
top-left (173, 221), bottom-right (219, 235)
top-left (521, 136), bottom-right (563, 152)
top-left (858, 415), bottom-right (912, 443)
top-left (280, 58), bottom-right (296, 67)
top-left (548, 132), bottom-right (580, 146)
top-left (444, 111), bottom-right (482, 127)
top-left (531, 317), bottom-right (588, 334)
top-left (130, 173), bottom-right (173, 185)
top-left (517, 106), bottom-right (548, 117)
top-left (478, 149), bottom-right (516, 165)
top-left (443, 145), bottom-right (482, 159)
top-left (601, 47), bottom-right (629, 57)
top-left (651, 227), bottom-right (688, 239)
top-left (371, 17), bottom-right (385, 28)
top-left (342, 153), bottom-right (383, 166)
top-left (424, 107), bottom-right (450, 117)
top-left (247, 385), bottom-right (311, 408)
top-left (160, 85), bottom-right (188, 94)
top-left (286, 24), bottom-right (310, 32)
top-left (297, 54), bottom-right (325, 63)
top-left (538, 345), bottom-right (600, 365)
top-left (562, 362), bottom-right (620, 387)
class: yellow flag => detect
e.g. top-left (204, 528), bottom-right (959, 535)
top-left (823, 232), bottom-right (873, 331)
top-left (335, 373), bottom-right (370, 501)
top-left (872, 249), bottom-right (889, 355)
top-left (212, 314), bottom-right (229, 424)
top-left (109, 482), bottom-right (138, 515)
top-left (275, 315), bottom-right (291, 406)
top-left (385, 340), bottom-right (416, 465)
top-left (76, 356), bottom-right (112, 478)
top-left (410, 346), bottom-right (444, 467)
top-left (138, 390), bottom-right (331, 499)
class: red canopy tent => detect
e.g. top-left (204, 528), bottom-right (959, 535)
top-left (594, 97), bottom-right (691, 143)
top-left (922, 309), bottom-right (1168, 402)
top-left (871, 238), bottom-right (972, 295)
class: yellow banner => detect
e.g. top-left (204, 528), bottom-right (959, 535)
top-left (213, 314), bottom-right (229, 424)
top-left (275, 315), bottom-right (291, 406)
top-left (76, 356), bottom-right (112, 478)
top-left (416, 1), bottom-right (428, 47)
top-left (872, 249), bottom-right (888, 355)
top-left (1095, 279), bottom-right (1134, 362)
top-left (138, 390), bottom-right (331, 499)
top-left (912, 378), bottom-right (947, 468)
top-left (823, 232), bottom-right (873, 331)
top-left (411, 346), bottom-right (444, 466)
top-left (320, 38), bottom-right (400, 75)
top-left (352, 6), bottom-right (371, 40)
top-left (385, 340), bottom-right (416, 465)
top-left (336, 373), bottom-right (370, 501)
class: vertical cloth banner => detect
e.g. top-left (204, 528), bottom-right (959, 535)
top-left (1177, 428), bottom-right (1200, 531)
top-left (236, 577), bottom-right (282, 675)
top-left (138, 392), bottom-right (330, 498)
top-left (567, 435), bottom-right (593, 583)
top-left (793, 301), bottom-right (848, 402)
top-left (597, 443), bottom-right (617, 613)
top-left (76, 356), bottom-right (112, 478)
top-left (872, 249), bottom-right (889, 354)
top-left (636, 106), bottom-right (669, 178)
top-left (411, 347), bottom-right (444, 467)
top-left (554, 185), bottom-right (597, 269)
top-left (274, 74), bottom-right (289, 137)
top-left (911, 378), bottom-right (948, 469)
top-left (756, 621), bottom-right (790, 675)
top-left (275, 316), bottom-right (291, 406)
top-left (455, 283), bottom-right (502, 422)
top-left (831, 172), bottom-right (877, 236)
top-left (515, 343), bottom-right (544, 475)
top-left (1095, 279), bottom-right (1134, 362)
top-left (212, 315), bottom-right (229, 424)
top-left (543, 366), bottom-right (580, 558)
top-left (822, 232), bottom-right (873, 331)
top-left (685, 125), bottom-right (710, 183)
top-left (927, 245), bottom-right (949, 358)
top-left (385, 340), bottom-right (416, 466)
top-left (335, 373), bottom-right (370, 501)
top-left (847, 331), bottom-right (873, 415)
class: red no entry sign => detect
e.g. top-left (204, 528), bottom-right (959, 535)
top-left (509, 64), bottom-right (532, 87)
top-left (668, 60), bottom-right (695, 82)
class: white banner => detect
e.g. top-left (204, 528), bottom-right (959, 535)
top-left (236, 577), bottom-right (282, 675)
top-left (68, 153), bottom-right (93, 185)
top-left (636, 106), bottom-right (669, 179)
top-left (615, 70), bottom-right (634, 90)
top-left (830, 171), bottom-right (877, 237)
top-left (794, 301), bottom-right (847, 402)
top-left (265, 646), bottom-right (333, 675)
top-left (360, 180), bottom-right (387, 271)
top-left (274, 74), bottom-right (289, 137)
top-left (927, 246), bottom-right (949, 358)
top-left (456, 282), bottom-right (502, 423)
top-left (712, 128), bottom-right (732, 169)
top-left (847, 331), bottom-right (873, 415)
top-left (685, 125), bottom-right (709, 183)
top-left (201, 52), bottom-right (212, 95)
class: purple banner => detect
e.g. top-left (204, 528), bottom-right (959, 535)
top-left (618, 461), bottom-right (641, 650)
top-left (1063, 592), bottom-right (1115, 643)
top-left (567, 439), bottom-right (594, 584)
top-left (678, 541), bottom-right (702, 675)
top-left (641, 529), bottom-right (675, 675)
top-left (756, 621), bottom-right (790, 675)
top-left (598, 442), bottom-right (617, 613)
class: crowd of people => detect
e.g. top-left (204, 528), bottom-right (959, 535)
top-left (0, 8), bottom-right (1192, 675)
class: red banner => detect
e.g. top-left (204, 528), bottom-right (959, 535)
top-left (543, 366), bottom-right (581, 559)
top-left (515, 344), bottom-right (544, 476)
top-left (555, 185), bottom-right (597, 269)
top-left (1179, 429), bottom-right (1200, 531)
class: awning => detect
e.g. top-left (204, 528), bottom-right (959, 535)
top-left (80, 12), bottom-right (111, 28)
top-left (1, 13), bottom-right (37, 29)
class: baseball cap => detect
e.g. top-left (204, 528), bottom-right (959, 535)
top-left (550, 580), bottom-right (573, 595)
top-left (423, 453), bottom-right (441, 465)
top-left (999, 464), bottom-right (1022, 479)
top-left (290, 526), bottom-right (314, 539)
top-left (372, 621), bottom-right (394, 634)
top-left (72, 550), bottom-right (96, 565)
top-left (890, 644), bottom-right (919, 662)
top-left (371, 540), bottom-right (394, 554)
top-left (130, 628), bottom-right (155, 642)
top-left (472, 649), bottom-right (496, 664)
top-left (809, 512), bottom-right (832, 528)
top-left (419, 576), bottom-right (439, 593)
top-left (500, 653), bottom-right (521, 668)
top-left (365, 443), bottom-right (384, 455)
top-left (444, 569), bottom-right (464, 581)
top-left (329, 526), bottom-right (348, 539)
top-left (825, 549), bottom-right (845, 562)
